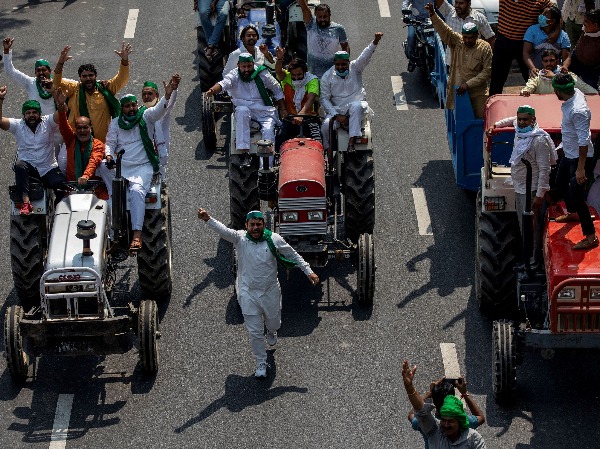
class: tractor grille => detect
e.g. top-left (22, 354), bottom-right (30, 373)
top-left (279, 197), bottom-right (326, 210)
top-left (280, 221), bottom-right (327, 236)
top-left (556, 313), bottom-right (600, 332)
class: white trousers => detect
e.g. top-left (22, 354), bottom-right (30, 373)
top-left (235, 105), bottom-right (278, 150)
top-left (242, 311), bottom-right (281, 365)
top-left (128, 180), bottom-right (147, 231)
top-left (159, 155), bottom-right (168, 180)
top-left (321, 100), bottom-right (368, 150)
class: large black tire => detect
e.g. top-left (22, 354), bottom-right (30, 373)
top-left (475, 191), bottom-right (520, 317)
top-left (202, 95), bottom-right (218, 150)
top-left (138, 299), bottom-right (159, 374)
top-left (357, 233), bottom-right (375, 305)
top-left (138, 189), bottom-right (172, 301)
top-left (197, 26), bottom-right (226, 92)
top-left (229, 155), bottom-right (260, 230)
top-left (344, 151), bottom-right (375, 243)
top-left (4, 305), bottom-right (29, 382)
top-left (493, 319), bottom-right (517, 404)
top-left (10, 215), bottom-right (44, 310)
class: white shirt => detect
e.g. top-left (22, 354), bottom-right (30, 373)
top-left (3, 50), bottom-right (56, 116)
top-left (219, 67), bottom-right (284, 109)
top-left (320, 43), bottom-right (377, 117)
top-left (223, 45), bottom-right (274, 76)
top-left (152, 89), bottom-right (177, 158)
top-left (560, 88), bottom-right (593, 159)
top-left (206, 217), bottom-right (312, 316)
top-left (7, 115), bottom-right (58, 176)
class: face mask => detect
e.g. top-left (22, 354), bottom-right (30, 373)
top-left (335, 69), bottom-right (349, 77)
top-left (538, 14), bottom-right (548, 27)
top-left (516, 124), bottom-right (534, 133)
top-left (292, 79), bottom-right (305, 89)
top-left (144, 99), bottom-right (158, 108)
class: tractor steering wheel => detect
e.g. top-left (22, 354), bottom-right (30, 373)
top-left (282, 114), bottom-right (322, 124)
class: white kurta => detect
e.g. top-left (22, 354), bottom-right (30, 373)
top-left (7, 116), bottom-right (59, 176)
top-left (223, 45), bottom-right (275, 76)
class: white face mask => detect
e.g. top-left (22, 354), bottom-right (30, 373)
top-left (292, 79), bottom-right (305, 89)
top-left (143, 99), bottom-right (158, 108)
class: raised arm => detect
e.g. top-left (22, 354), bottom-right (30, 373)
top-left (3, 38), bottom-right (33, 88)
top-left (198, 208), bottom-right (241, 244)
top-left (402, 360), bottom-right (439, 436)
top-left (52, 46), bottom-right (79, 95)
top-left (298, 0), bottom-right (312, 25)
top-left (352, 33), bottom-right (382, 73)
top-left (455, 377), bottom-right (486, 426)
top-left (107, 42), bottom-right (132, 95)
top-left (0, 85), bottom-right (10, 131)
top-left (426, 3), bottom-right (461, 48)
top-left (274, 46), bottom-right (286, 80)
top-left (53, 88), bottom-right (76, 145)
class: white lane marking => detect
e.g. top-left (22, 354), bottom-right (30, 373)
top-left (49, 394), bottom-right (74, 449)
top-left (124, 9), bottom-right (140, 39)
top-left (391, 76), bottom-right (408, 111)
top-left (411, 188), bottom-right (433, 235)
top-left (378, 0), bottom-right (391, 17)
top-left (440, 343), bottom-right (461, 379)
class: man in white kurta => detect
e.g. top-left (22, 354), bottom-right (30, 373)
top-left (320, 33), bottom-right (383, 152)
top-left (104, 78), bottom-right (176, 249)
top-left (206, 53), bottom-right (286, 166)
top-left (198, 208), bottom-right (319, 378)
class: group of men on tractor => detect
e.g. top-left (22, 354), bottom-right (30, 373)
top-left (0, 37), bottom-right (180, 252)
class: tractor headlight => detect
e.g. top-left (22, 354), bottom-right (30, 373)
top-left (282, 212), bottom-right (298, 222)
top-left (557, 288), bottom-right (576, 300)
top-left (590, 288), bottom-right (600, 300)
top-left (307, 211), bottom-right (324, 221)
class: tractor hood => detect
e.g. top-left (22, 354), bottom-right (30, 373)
top-left (46, 193), bottom-right (108, 275)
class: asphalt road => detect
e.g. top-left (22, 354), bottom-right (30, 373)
top-left (0, 0), bottom-right (599, 448)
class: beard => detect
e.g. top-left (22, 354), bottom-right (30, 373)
top-left (144, 99), bottom-right (159, 108)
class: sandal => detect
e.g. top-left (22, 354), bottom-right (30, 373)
top-left (129, 237), bottom-right (142, 253)
top-left (573, 236), bottom-right (599, 250)
top-left (555, 213), bottom-right (579, 223)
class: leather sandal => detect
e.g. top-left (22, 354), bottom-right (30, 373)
top-left (573, 236), bottom-right (599, 250)
top-left (555, 213), bottom-right (579, 223)
top-left (129, 237), bottom-right (142, 253)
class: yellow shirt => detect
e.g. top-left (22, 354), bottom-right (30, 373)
top-left (53, 62), bottom-right (130, 142)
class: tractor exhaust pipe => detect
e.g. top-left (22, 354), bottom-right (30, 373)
top-left (521, 159), bottom-right (534, 273)
top-left (111, 150), bottom-right (127, 236)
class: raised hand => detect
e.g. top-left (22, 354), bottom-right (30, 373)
top-left (58, 46), bottom-right (72, 64)
top-left (170, 73), bottom-right (181, 91)
top-left (259, 43), bottom-right (270, 55)
top-left (373, 32), bottom-right (383, 45)
top-left (0, 85), bottom-right (7, 100)
top-left (197, 208), bottom-right (210, 221)
top-left (275, 46), bottom-right (285, 60)
top-left (3, 37), bottom-right (14, 53)
top-left (54, 87), bottom-right (67, 106)
top-left (424, 3), bottom-right (435, 15)
top-left (115, 42), bottom-right (133, 62)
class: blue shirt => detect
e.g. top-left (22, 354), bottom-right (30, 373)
top-left (523, 25), bottom-right (571, 49)
top-left (402, 0), bottom-right (429, 19)
top-left (411, 415), bottom-right (480, 449)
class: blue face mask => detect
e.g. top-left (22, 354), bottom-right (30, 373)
top-left (335, 69), bottom-right (349, 77)
top-left (538, 14), bottom-right (548, 27)
top-left (516, 124), bottom-right (534, 133)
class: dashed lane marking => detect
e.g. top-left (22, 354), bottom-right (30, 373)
top-left (378, 0), bottom-right (391, 17)
top-left (124, 9), bottom-right (140, 39)
top-left (411, 188), bottom-right (433, 235)
top-left (440, 343), bottom-right (461, 379)
top-left (391, 76), bottom-right (408, 111)
top-left (49, 394), bottom-right (74, 449)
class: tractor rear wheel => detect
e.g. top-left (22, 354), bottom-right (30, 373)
top-left (344, 150), bottom-right (375, 243)
top-left (138, 299), bottom-right (159, 374)
top-left (197, 26), bottom-right (225, 92)
top-left (357, 233), bottom-right (375, 305)
top-left (138, 189), bottom-right (172, 301)
top-left (202, 95), bottom-right (217, 150)
top-left (493, 319), bottom-right (517, 404)
top-left (475, 191), bottom-right (519, 317)
top-left (4, 305), bottom-right (29, 383)
top-left (10, 215), bottom-right (44, 311)
top-left (229, 155), bottom-right (260, 230)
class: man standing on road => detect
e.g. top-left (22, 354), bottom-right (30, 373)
top-left (298, 1), bottom-right (350, 78)
top-left (320, 33), bottom-right (383, 152)
top-left (426, 3), bottom-right (492, 118)
top-left (197, 208), bottom-right (319, 379)
top-left (552, 72), bottom-right (599, 250)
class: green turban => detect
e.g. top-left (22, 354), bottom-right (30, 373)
top-left (35, 59), bottom-right (50, 69)
top-left (334, 51), bottom-right (350, 61)
top-left (552, 76), bottom-right (575, 93)
top-left (238, 52), bottom-right (254, 63)
top-left (462, 22), bottom-right (479, 35)
top-left (22, 100), bottom-right (42, 115)
top-left (120, 94), bottom-right (137, 106)
top-left (517, 105), bottom-right (535, 116)
top-left (143, 81), bottom-right (159, 91)
top-left (439, 396), bottom-right (469, 431)
top-left (246, 210), bottom-right (264, 221)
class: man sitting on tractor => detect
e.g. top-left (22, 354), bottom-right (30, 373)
top-left (0, 86), bottom-right (67, 214)
top-left (223, 24), bottom-right (275, 76)
top-left (487, 105), bottom-right (555, 266)
top-left (104, 75), bottom-right (179, 252)
top-left (320, 32), bottom-right (383, 153)
top-left (274, 46), bottom-right (321, 146)
top-left (206, 53), bottom-right (286, 167)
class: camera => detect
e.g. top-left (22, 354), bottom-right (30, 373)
top-left (41, 80), bottom-right (53, 90)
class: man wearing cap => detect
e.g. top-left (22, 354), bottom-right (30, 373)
top-left (552, 72), bottom-right (599, 250)
top-left (141, 76), bottom-right (181, 179)
top-left (3, 37), bottom-right (56, 116)
top-left (402, 360), bottom-right (487, 449)
top-left (104, 74), bottom-right (179, 251)
top-left (425, 3), bottom-right (492, 119)
top-left (320, 32), bottom-right (383, 152)
top-left (206, 53), bottom-right (285, 166)
top-left (0, 86), bottom-right (66, 214)
top-left (197, 207), bottom-right (319, 379)
top-left (487, 105), bottom-right (555, 265)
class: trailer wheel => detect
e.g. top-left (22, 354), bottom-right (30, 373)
top-left (357, 233), bottom-right (375, 305)
top-left (139, 299), bottom-right (159, 374)
top-left (202, 94), bottom-right (218, 150)
top-left (10, 215), bottom-right (44, 311)
top-left (229, 155), bottom-right (260, 230)
top-left (138, 189), bottom-right (172, 301)
top-left (197, 26), bottom-right (225, 92)
top-left (493, 319), bottom-right (517, 404)
top-left (475, 191), bottom-right (519, 317)
top-left (344, 150), bottom-right (375, 243)
top-left (4, 305), bottom-right (29, 382)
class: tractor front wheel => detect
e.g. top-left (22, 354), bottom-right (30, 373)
top-left (229, 155), bottom-right (260, 230)
top-left (4, 305), bottom-right (29, 383)
top-left (10, 215), bottom-right (44, 311)
top-left (201, 95), bottom-right (217, 150)
top-left (138, 299), bottom-right (159, 374)
top-left (493, 319), bottom-right (517, 404)
top-left (356, 233), bottom-right (375, 305)
top-left (344, 150), bottom-right (375, 243)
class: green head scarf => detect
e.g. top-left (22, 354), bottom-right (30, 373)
top-left (238, 52), bottom-right (254, 63)
top-left (246, 210), bottom-right (264, 221)
top-left (35, 59), bottom-right (50, 69)
top-left (552, 76), bottom-right (575, 93)
top-left (517, 105), bottom-right (536, 116)
top-left (143, 81), bottom-right (159, 91)
top-left (334, 51), bottom-right (350, 61)
top-left (439, 396), bottom-right (469, 431)
top-left (22, 100), bottom-right (42, 115)
top-left (120, 94), bottom-right (137, 106)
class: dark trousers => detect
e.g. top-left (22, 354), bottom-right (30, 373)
top-left (569, 54), bottom-right (600, 90)
top-left (14, 160), bottom-right (66, 203)
top-left (556, 156), bottom-right (596, 236)
top-left (275, 119), bottom-right (322, 150)
top-left (489, 35), bottom-right (529, 96)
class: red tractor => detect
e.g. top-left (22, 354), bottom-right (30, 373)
top-left (229, 115), bottom-right (375, 305)
top-left (477, 95), bottom-right (600, 403)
